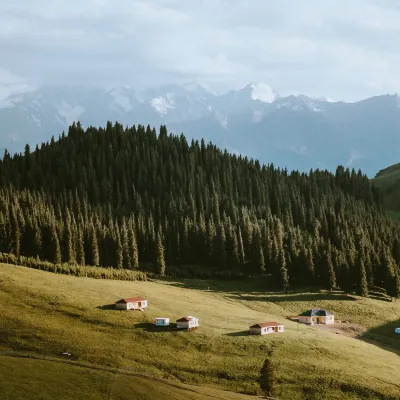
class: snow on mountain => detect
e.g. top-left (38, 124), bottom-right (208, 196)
top-left (214, 111), bottom-right (228, 128)
top-left (181, 80), bottom-right (217, 97)
top-left (275, 95), bottom-right (326, 112)
top-left (250, 82), bottom-right (277, 103)
top-left (151, 93), bottom-right (176, 116)
top-left (0, 93), bottom-right (25, 109)
top-left (56, 101), bottom-right (85, 125)
top-left (109, 87), bottom-right (134, 112)
top-left (2, 82), bottom-right (398, 176)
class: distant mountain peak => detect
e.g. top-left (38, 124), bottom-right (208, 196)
top-left (181, 80), bottom-right (216, 96)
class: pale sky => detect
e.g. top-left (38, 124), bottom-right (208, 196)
top-left (2, 0), bottom-right (400, 101)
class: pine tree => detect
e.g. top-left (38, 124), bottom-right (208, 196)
top-left (279, 250), bottom-right (289, 291)
top-left (237, 226), bottom-right (245, 265)
top-left (11, 208), bottom-right (21, 259)
top-left (50, 226), bottom-right (62, 265)
top-left (252, 225), bottom-right (265, 273)
top-left (156, 234), bottom-right (166, 276)
top-left (326, 243), bottom-right (337, 291)
top-left (115, 226), bottom-right (123, 269)
top-left (129, 225), bottom-right (139, 269)
top-left (91, 226), bottom-right (100, 266)
top-left (357, 258), bottom-right (369, 298)
top-left (387, 272), bottom-right (400, 301)
top-left (338, 261), bottom-right (353, 295)
top-left (121, 217), bottom-right (131, 268)
top-left (259, 357), bottom-right (276, 397)
top-left (64, 216), bottom-right (76, 264)
top-left (77, 228), bottom-right (85, 266)
top-left (216, 222), bottom-right (227, 268)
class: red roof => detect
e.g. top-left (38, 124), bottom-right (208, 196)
top-left (250, 322), bottom-right (282, 328)
top-left (116, 297), bottom-right (147, 304)
top-left (176, 317), bottom-right (193, 322)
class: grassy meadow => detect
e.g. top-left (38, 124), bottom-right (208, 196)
top-left (0, 264), bottom-right (400, 399)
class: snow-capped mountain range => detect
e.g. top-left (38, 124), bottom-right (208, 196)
top-left (1, 81), bottom-right (400, 175)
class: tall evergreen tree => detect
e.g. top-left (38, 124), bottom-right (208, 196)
top-left (357, 258), bottom-right (369, 298)
top-left (77, 228), bottom-right (85, 266)
top-left (156, 234), bottom-right (166, 276)
top-left (129, 225), bottom-right (139, 269)
top-left (91, 226), bottom-right (100, 266)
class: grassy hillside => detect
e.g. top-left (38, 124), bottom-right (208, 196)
top-left (1, 264), bottom-right (400, 399)
top-left (0, 356), bottom-right (253, 400)
top-left (372, 163), bottom-right (400, 215)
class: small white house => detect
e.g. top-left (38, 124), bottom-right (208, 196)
top-left (115, 297), bottom-right (148, 311)
top-left (155, 318), bottom-right (170, 327)
top-left (249, 322), bottom-right (284, 335)
top-left (176, 316), bottom-right (199, 331)
top-left (395, 328), bottom-right (400, 334)
top-left (298, 309), bottom-right (334, 325)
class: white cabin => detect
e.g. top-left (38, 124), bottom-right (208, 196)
top-left (298, 309), bottom-right (334, 325)
top-left (176, 316), bottom-right (199, 331)
top-left (395, 328), bottom-right (400, 334)
top-left (249, 322), bottom-right (284, 335)
top-left (155, 318), bottom-right (170, 327)
top-left (115, 297), bottom-right (148, 310)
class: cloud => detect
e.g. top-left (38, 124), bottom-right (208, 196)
top-left (2, 0), bottom-right (400, 100)
top-left (0, 69), bottom-right (33, 102)
top-left (346, 150), bottom-right (364, 168)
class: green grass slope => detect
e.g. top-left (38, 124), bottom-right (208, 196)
top-left (0, 264), bottom-right (400, 399)
top-left (372, 162), bottom-right (400, 215)
top-left (0, 356), bottom-right (253, 400)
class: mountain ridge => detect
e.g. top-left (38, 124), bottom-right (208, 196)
top-left (1, 83), bottom-right (400, 175)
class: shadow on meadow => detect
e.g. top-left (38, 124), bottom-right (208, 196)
top-left (134, 322), bottom-right (178, 333)
top-left (162, 279), bottom-right (372, 304)
top-left (362, 318), bottom-right (400, 356)
top-left (224, 330), bottom-right (249, 337)
top-left (227, 292), bottom-right (357, 303)
top-left (96, 304), bottom-right (120, 310)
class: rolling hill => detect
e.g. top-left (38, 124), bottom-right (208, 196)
top-left (1, 263), bottom-right (399, 399)
top-left (371, 163), bottom-right (400, 218)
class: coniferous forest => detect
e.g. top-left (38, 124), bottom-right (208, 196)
top-left (0, 121), bottom-right (399, 298)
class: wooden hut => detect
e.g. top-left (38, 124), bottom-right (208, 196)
top-left (249, 322), bottom-right (284, 335)
top-left (176, 316), bottom-right (199, 331)
top-left (115, 297), bottom-right (148, 311)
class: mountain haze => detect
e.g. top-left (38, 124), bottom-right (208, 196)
top-left (1, 83), bottom-right (400, 175)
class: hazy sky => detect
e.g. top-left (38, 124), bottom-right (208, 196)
top-left (1, 0), bottom-right (400, 101)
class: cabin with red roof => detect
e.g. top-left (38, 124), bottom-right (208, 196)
top-left (115, 296), bottom-right (148, 311)
top-left (249, 322), bottom-right (284, 335)
top-left (176, 316), bottom-right (199, 331)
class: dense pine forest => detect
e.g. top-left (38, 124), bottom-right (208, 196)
top-left (0, 121), bottom-right (399, 298)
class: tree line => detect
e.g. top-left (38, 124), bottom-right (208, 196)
top-left (0, 121), bottom-right (399, 298)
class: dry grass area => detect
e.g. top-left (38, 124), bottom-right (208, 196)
top-left (1, 264), bottom-right (400, 399)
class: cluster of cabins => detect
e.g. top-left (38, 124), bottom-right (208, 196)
top-left (115, 297), bottom-right (199, 331)
top-left (115, 297), bottom-right (336, 335)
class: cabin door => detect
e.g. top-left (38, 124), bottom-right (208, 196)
top-left (138, 302), bottom-right (142, 307)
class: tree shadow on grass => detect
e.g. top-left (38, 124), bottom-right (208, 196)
top-left (361, 318), bottom-right (400, 356)
top-left (224, 330), bottom-right (249, 337)
top-left (368, 294), bottom-right (392, 302)
top-left (134, 322), bottom-right (178, 333)
top-left (228, 292), bottom-right (357, 303)
top-left (96, 304), bottom-right (119, 310)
